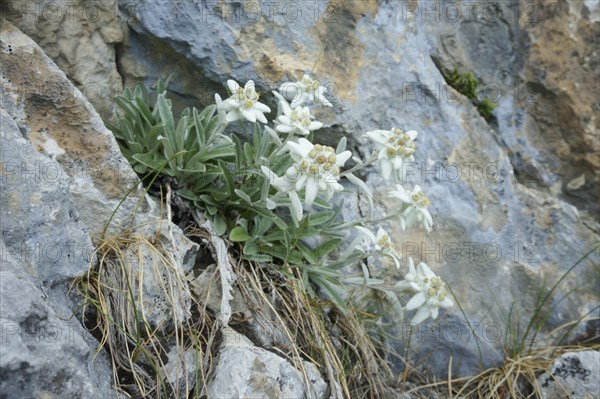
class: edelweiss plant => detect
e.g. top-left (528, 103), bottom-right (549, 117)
top-left (107, 72), bottom-right (453, 329)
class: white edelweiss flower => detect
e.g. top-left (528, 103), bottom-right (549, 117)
top-left (263, 139), bottom-right (351, 219)
top-left (272, 91), bottom-right (323, 136)
top-left (216, 79), bottom-right (271, 124)
top-left (389, 184), bottom-right (433, 232)
top-left (285, 138), bottom-right (351, 207)
top-left (395, 258), bottom-right (453, 325)
top-left (279, 74), bottom-right (333, 108)
top-left (364, 128), bottom-right (418, 181)
top-left (260, 165), bottom-right (305, 222)
top-left (355, 226), bottom-right (400, 268)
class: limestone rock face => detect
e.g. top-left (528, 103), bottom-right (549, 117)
top-left (425, 0), bottom-right (600, 216)
top-left (112, 0), bottom-right (599, 377)
top-left (0, 20), bottom-right (198, 397)
top-left (0, 108), bottom-right (121, 399)
top-left (2, 0), bottom-right (124, 117)
top-left (0, 19), bottom-right (143, 234)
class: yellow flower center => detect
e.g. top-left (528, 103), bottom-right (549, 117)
top-left (377, 235), bottom-right (391, 249)
top-left (411, 192), bottom-right (423, 202)
top-left (298, 144), bottom-right (343, 182)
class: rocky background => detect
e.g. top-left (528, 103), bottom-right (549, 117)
top-left (1, 0), bottom-right (598, 397)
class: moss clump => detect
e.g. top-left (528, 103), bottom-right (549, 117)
top-left (443, 67), bottom-right (496, 120)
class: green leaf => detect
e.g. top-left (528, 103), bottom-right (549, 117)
top-left (312, 275), bottom-right (346, 308)
top-left (242, 240), bottom-right (258, 255)
top-left (199, 104), bottom-right (217, 121)
top-left (252, 216), bottom-right (273, 237)
top-left (132, 153), bottom-right (165, 171)
top-left (205, 205), bottom-right (218, 215)
top-left (312, 238), bottom-right (342, 260)
top-left (297, 242), bottom-right (318, 264)
top-left (234, 189), bottom-right (253, 205)
top-left (133, 164), bottom-right (147, 174)
top-left (174, 115), bottom-right (189, 154)
top-left (242, 254), bottom-right (273, 262)
top-left (156, 93), bottom-right (175, 135)
top-left (230, 226), bottom-right (251, 242)
top-left (219, 161), bottom-right (234, 197)
top-left (135, 97), bottom-right (155, 125)
top-left (142, 124), bottom-right (165, 149)
top-left (213, 214), bottom-right (227, 235)
top-left (176, 189), bottom-right (201, 201)
top-left (243, 142), bottom-right (255, 164)
top-left (308, 210), bottom-right (336, 227)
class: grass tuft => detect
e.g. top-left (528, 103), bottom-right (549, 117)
top-left (76, 224), bottom-right (218, 398)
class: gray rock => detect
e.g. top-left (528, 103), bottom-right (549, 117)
top-left (538, 350), bottom-right (600, 399)
top-left (425, 0), bottom-right (600, 216)
top-left (207, 327), bottom-right (327, 399)
top-left (0, 108), bottom-right (93, 287)
top-left (1, 18), bottom-right (149, 236)
top-left (0, 239), bottom-right (121, 399)
top-left (2, 0), bottom-right (124, 117)
top-left (0, 109), bottom-right (120, 397)
top-left (0, 19), bottom-right (201, 398)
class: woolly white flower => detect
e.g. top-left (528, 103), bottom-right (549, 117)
top-left (262, 138), bottom-right (351, 220)
top-left (279, 74), bottom-right (333, 108)
top-left (261, 164), bottom-right (304, 221)
top-left (216, 80), bottom-right (270, 124)
top-left (355, 226), bottom-right (401, 268)
top-left (273, 91), bottom-right (323, 136)
top-left (365, 128), bottom-right (417, 181)
top-left (389, 184), bottom-right (433, 232)
top-left (395, 258), bottom-right (453, 325)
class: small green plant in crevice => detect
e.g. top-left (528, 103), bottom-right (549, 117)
top-left (442, 67), bottom-right (497, 120)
